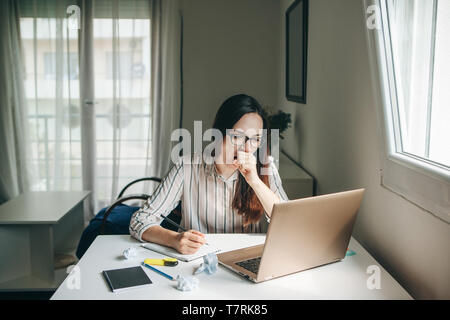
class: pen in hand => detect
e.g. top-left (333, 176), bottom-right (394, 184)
top-left (160, 213), bottom-right (210, 247)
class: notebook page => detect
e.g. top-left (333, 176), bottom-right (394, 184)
top-left (141, 242), bottom-right (220, 262)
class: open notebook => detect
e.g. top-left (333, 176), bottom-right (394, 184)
top-left (141, 242), bottom-right (220, 262)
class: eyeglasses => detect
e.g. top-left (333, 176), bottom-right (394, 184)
top-left (227, 132), bottom-right (262, 148)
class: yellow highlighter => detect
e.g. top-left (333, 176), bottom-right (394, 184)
top-left (144, 258), bottom-right (178, 267)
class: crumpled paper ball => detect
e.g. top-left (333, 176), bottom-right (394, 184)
top-left (176, 275), bottom-right (199, 291)
top-left (194, 253), bottom-right (218, 275)
top-left (122, 247), bottom-right (138, 260)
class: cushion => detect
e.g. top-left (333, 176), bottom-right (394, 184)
top-left (76, 204), bottom-right (139, 259)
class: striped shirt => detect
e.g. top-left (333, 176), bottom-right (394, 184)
top-left (129, 153), bottom-right (289, 242)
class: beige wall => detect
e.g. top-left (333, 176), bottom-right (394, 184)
top-left (180, 0), bottom-right (450, 299)
top-left (180, 0), bottom-right (281, 134)
top-left (278, 0), bottom-right (449, 299)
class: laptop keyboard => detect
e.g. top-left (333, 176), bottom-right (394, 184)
top-left (235, 257), bottom-right (262, 274)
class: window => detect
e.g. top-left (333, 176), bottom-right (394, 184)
top-left (93, 18), bottom-right (151, 208)
top-left (386, 0), bottom-right (450, 169)
top-left (44, 52), bottom-right (79, 79)
top-left (365, 0), bottom-right (450, 222)
top-left (20, 15), bottom-right (152, 210)
top-left (105, 52), bottom-right (146, 78)
top-left (20, 17), bottom-right (82, 192)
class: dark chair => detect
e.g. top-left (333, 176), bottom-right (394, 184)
top-left (76, 177), bottom-right (182, 259)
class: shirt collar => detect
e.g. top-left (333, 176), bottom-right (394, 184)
top-left (204, 155), bottom-right (239, 182)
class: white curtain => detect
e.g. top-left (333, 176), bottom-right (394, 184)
top-left (79, 0), bottom-right (96, 220)
top-left (0, 0), bottom-right (30, 204)
top-left (148, 0), bottom-right (181, 182)
top-left (387, 0), bottom-right (436, 156)
top-left (3, 0), bottom-right (181, 222)
top-left (17, 0), bottom-right (87, 216)
top-left (89, 0), bottom-right (181, 209)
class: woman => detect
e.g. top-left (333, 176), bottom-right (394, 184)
top-left (129, 94), bottom-right (289, 254)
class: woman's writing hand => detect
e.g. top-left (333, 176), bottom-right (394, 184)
top-left (233, 151), bottom-right (259, 186)
top-left (173, 229), bottom-right (206, 254)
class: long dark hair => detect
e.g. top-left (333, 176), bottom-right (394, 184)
top-left (212, 94), bottom-right (271, 227)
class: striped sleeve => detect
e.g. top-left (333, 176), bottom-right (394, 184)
top-left (268, 157), bottom-right (289, 202)
top-left (264, 157), bottom-right (289, 223)
top-left (129, 157), bottom-right (184, 242)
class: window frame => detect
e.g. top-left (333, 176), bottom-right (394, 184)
top-left (364, 0), bottom-right (450, 223)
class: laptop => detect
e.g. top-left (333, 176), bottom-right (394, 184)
top-left (217, 188), bottom-right (365, 283)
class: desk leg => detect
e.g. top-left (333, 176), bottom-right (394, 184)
top-left (53, 202), bottom-right (85, 254)
top-left (30, 224), bottom-right (54, 284)
top-left (0, 226), bottom-right (30, 284)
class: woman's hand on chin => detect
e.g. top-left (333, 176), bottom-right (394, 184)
top-left (233, 151), bottom-right (260, 186)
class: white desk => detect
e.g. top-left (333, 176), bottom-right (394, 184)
top-left (51, 234), bottom-right (412, 300)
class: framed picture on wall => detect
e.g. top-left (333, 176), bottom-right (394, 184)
top-left (286, 0), bottom-right (308, 104)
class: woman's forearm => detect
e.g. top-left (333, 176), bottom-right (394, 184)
top-left (141, 225), bottom-right (207, 255)
top-left (248, 178), bottom-right (280, 218)
top-left (141, 225), bottom-right (179, 248)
